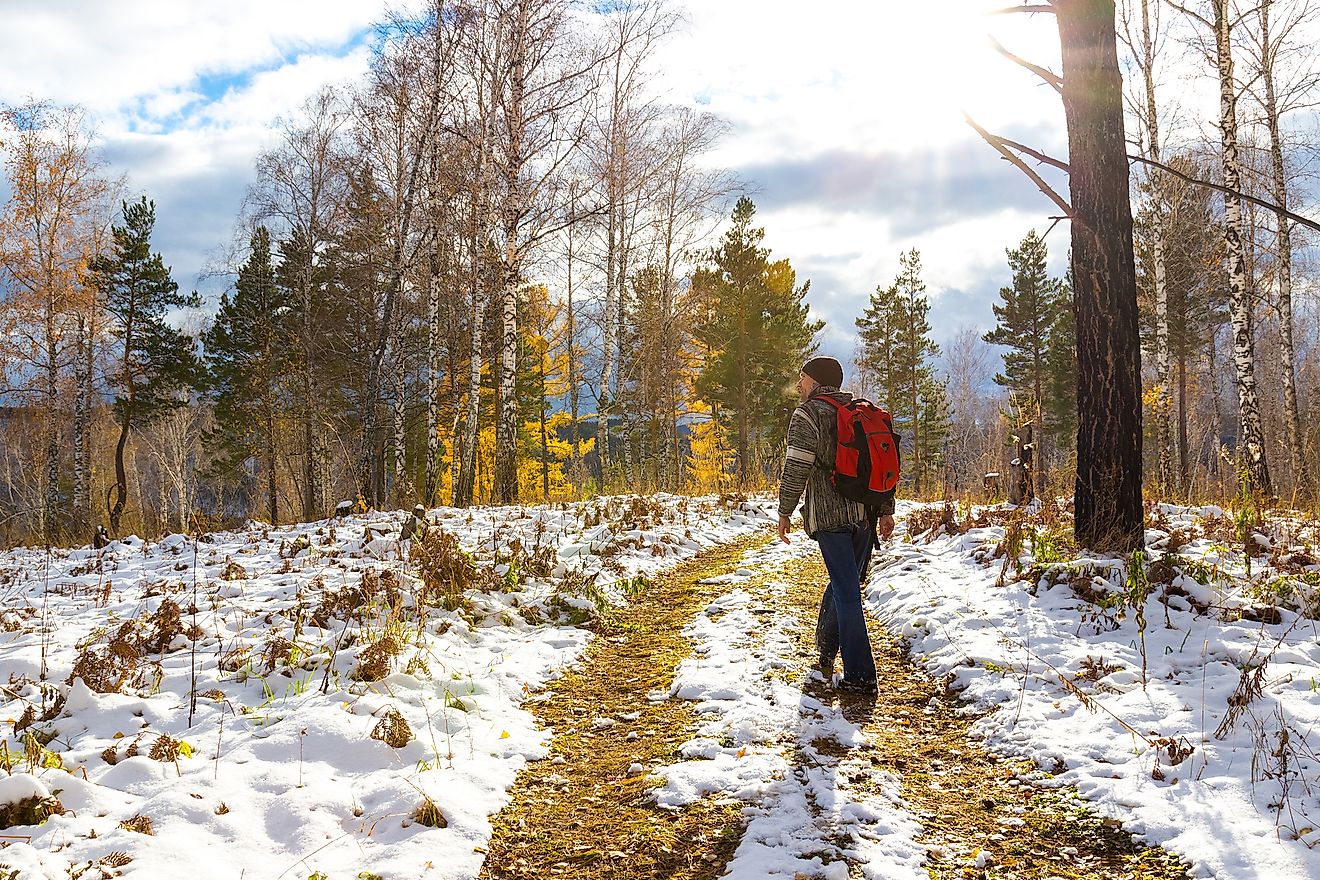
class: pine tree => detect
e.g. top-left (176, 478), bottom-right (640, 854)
top-left (856, 250), bottom-right (940, 494)
top-left (1043, 270), bottom-right (1077, 457)
top-left (89, 197), bottom-right (201, 534)
top-left (889, 249), bottom-right (940, 494)
top-left (917, 376), bottom-right (953, 492)
top-left (983, 229), bottom-right (1066, 475)
top-left (693, 197), bottom-right (820, 482)
top-left (202, 227), bottom-right (292, 525)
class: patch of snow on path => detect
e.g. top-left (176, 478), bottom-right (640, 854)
top-left (654, 535), bottom-right (929, 880)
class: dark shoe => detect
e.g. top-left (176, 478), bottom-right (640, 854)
top-left (817, 653), bottom-right (835, 679)
top-left (835, 677), bottom-right (878, 695)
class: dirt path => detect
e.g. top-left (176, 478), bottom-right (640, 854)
top-left (772, 553), bottom-right (1192, 880)
top-left (479, 535), bottom-right (766, 879)
top-left (480, 534), bottom-right (1193, 880)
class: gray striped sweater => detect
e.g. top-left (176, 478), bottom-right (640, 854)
top-left (777, 388), bottom-right (896, 536)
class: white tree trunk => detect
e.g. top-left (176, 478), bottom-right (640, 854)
top-left (1215, 0), bottom-right (1271, 494)
top-left (1142, 0), bottom-right (1174, 494)
top-left (1257, 0), bottom-right (1307, 495)
top-left (425, 243), bottom-right (441, 505)
top-left (495, 250), bottom-right (520, 502)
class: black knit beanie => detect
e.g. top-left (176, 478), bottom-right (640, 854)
top-left (801, 356), bottom-right (843, 388)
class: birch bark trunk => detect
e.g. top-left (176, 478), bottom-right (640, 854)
top-left (1256, 0), bottom-right (1307, 496)
top-left (1214, 0), bottom-right (1271, 495)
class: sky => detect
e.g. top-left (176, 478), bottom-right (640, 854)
top-left (0, 0), bottom-right (1075, 372)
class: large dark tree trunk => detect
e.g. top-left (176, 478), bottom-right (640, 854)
top-left (1057, 0), bottom-right (1144, 551)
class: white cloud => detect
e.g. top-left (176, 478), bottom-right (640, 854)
top-left (658, 0), bottom-right (1065, 159)
top-left (0, 1), bottom-right (402, 293)
top-left (648, 0), bottom-right (1074, 358)
top-left (0, 1), bottom-right (394, 114)
top-left (2, 0), bottom-right (1077, 337)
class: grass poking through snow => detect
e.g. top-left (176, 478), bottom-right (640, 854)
top-left (481, 534), bottom-right (771, 879)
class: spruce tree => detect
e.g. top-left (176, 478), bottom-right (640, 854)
top-left (89, 197), bottom-right (201, 533)
top-left (890, 249), bottom-right (940, 494)
top-left (984, 229), bottom-right (1066, 475)
top-left (693, 197), bottom-right (820, 482)
top-left (856, 250), bottom-right (940, 494)
top-left (203, 226), bottom-right (292, 525)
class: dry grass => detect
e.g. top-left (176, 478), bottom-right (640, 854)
top-left (480, 534), bottom-right (769, 880)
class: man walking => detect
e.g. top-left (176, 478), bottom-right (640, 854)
top-left (777, 356), bottom-right (895, 693)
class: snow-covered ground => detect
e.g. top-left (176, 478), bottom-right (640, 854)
top-left (652, 536), bottom-right (928, 880)
top-left (0, 495), bottom-right (774, 880)
top-left (5, 493), bottom-right (1320, 880)
top-left (876, 499), bottom-right (1320, 880)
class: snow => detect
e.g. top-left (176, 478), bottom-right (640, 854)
top-left (0, 774), bottom-right (50, 807)
top-left (874, 500), bottom-right (1320, 880)
top-left (0, 494), bottom-right (774, 879)
top-left (6, 492), bottom-right (1320, 879)
top-left (653, 537), bottom-right (928, 880)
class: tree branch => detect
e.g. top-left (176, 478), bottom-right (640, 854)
top-left (965, 113), bottom-right (1072, 218)
top-left (990, 3), bottom-right (1056, 14)
top-left (1130, 153), bottom-right (1320, 235)
top-left (1166, 1), bottom-right (1213, 30)
top-left (989, 36), bottom-right (1064, 93)
top-left (993, 135), bottom-right (1070, 172)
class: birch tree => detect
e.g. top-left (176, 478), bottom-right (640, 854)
top-left (489, 0), bottom-right (598, 503)
top-left (353, 26), bottom-right (447, 506)
top-left (587, 0), bottom-right (678, 483)
top-left (1171, 0), bottom-right (1272, 494)
top-left (1241, 0), bottom-right (1320, 496)
top-left (0, 102), bottom-right (110, 538)
top-left (1120, 0), bottom-right (1176, 494)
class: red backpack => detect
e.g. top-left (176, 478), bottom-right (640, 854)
top-left (815, 395), bottom-right (901, 505)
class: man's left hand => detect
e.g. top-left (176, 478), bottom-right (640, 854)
top-left (877, 514), bottom-right (895, 540)
top-left (778, 515), bottom-right (792, 543)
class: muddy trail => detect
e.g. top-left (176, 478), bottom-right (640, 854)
top-left (480, 532), bottom-right (1192, 880)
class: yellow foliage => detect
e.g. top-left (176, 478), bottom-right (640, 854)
top-left (1142, 384), bottom-right (1171, 412)
top-left (686, 415), bottom-right (734, 492)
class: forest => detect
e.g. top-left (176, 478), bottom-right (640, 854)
top-left (8, 3), bottom-right (1320, 879)
top-left (0, 0), bottom-right (1318, 548)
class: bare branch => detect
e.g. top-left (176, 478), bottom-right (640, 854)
top-left (993, 135), bottom-right (1070, 172)
top-left (965, 113), bottom-right (1072, 218)
top-left (1166, 1), bottom-right (1212, 30)
top-left (1129, 152), bottom-right (1320, 234)
top-left (989, 36), bottom-right (1064, 93)
top-left (989, 3), bottom-right (1056, 14)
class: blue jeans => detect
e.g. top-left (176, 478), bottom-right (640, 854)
top-left (814, 522), bottom-right (876, 683)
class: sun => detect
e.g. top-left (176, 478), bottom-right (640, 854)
top-left (869, 3), bottom-right (1062, 147)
